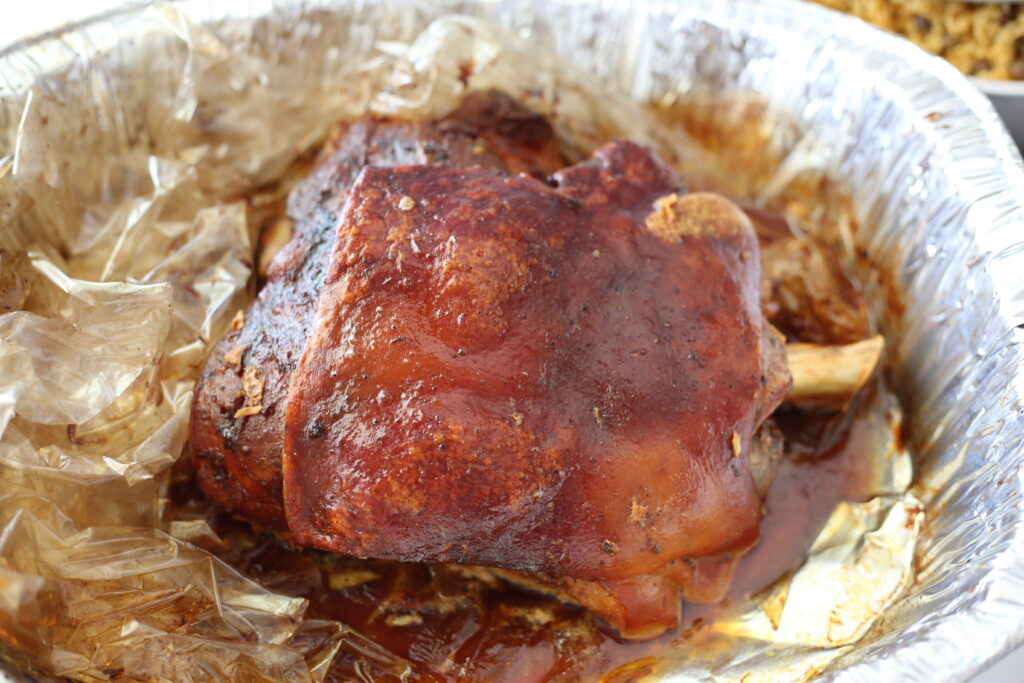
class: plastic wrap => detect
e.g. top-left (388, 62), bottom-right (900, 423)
top-left (1, 1), bottom-right (1023, 681)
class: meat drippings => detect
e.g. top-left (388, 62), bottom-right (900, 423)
top-left (171, 391), bottom-right (891, 681)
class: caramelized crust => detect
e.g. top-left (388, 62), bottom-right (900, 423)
top-left (190, 93), bottom-right (565, 526)
top-left (282, 141), bottom-right (788, 581)
top-left (192, 99), bottom-right (793, 640)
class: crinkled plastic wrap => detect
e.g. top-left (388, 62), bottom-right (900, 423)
top-left (1, 0), bottom-right (1023, 681)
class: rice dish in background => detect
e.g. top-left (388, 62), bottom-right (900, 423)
top-left (810, 0), bottom-right (1024, 79)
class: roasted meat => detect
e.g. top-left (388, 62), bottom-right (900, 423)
top-left (283, 142), bottom-right (790, 575)
top-left (190, 93), bottom-right (795, 640)
top-left (191, 93), bottom-right (565, 527)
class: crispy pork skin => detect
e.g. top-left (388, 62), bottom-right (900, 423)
top-left (190, 93), bottom-right (564, 526)
top-left (282, 140), bottom-right (789, 582)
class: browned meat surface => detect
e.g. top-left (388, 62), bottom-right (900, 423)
top-left (283, 140), bottom-right (789, 583)
top-left (191, 96), bottom-right (793, 641)
top-left (471, 418), bottom-right (782, 638)
top-left (190, 93), bottom-right (565, 526)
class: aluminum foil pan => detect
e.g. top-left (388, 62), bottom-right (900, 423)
top-left (1, 0), bottom-right (1023, 681)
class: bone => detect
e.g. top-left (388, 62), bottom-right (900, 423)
top-left (786, 335), bottom-right (885, 404)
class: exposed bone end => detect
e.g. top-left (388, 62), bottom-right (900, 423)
top-left (786, 335), bottom-right (885, 405)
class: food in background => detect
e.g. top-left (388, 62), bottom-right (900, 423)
top-left (809, 0), bottom-right (1024, 80)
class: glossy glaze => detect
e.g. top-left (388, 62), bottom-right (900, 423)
top-left (282, 141), bottom-right (788, 581)
top-left (190, 93), bottom-right (564, 526)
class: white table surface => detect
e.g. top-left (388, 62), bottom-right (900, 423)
top-left (2, 3), bottom-right (1022, 682)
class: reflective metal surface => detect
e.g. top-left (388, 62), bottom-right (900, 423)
top-left (1, 1), bottom-right (1023, 681)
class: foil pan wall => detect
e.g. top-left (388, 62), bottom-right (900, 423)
top-left (1, 0), bottom-right (1023, 681)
